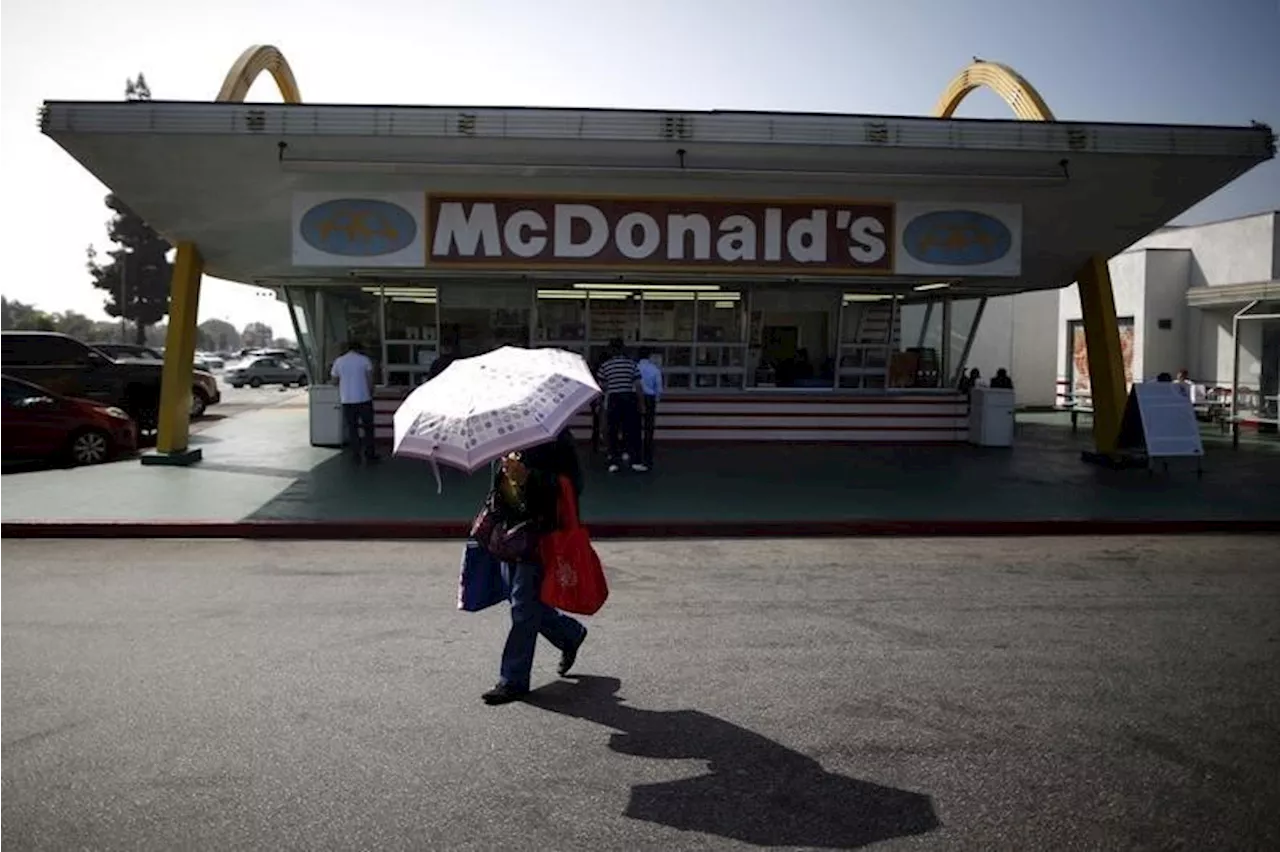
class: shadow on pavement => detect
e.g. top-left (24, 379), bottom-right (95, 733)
top-left (527, 675), bottom-right (940, 848)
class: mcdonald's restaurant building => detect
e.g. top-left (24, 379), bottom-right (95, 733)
top-left (38, 48), bottom-right (1275, 459)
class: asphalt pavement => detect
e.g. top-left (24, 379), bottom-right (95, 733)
top-left (3, 536), bottom-right (1279, 851)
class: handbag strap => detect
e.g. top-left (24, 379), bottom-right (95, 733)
top-left (557, 475), bottom-right (581, 531)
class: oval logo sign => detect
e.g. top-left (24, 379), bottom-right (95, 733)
top-left (902, 210), bottom-right (1011, 266)
top-left (299, 199), bottom-right (418, 257)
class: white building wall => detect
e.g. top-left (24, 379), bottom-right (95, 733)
top-left (1128, 211), bottom-right (1276, 287)
top-left (1197, 308), bottom-right (1237, 387)
top-left (1009, 290), bottom-right (1059, 408)
top-left (1142, 249), bottom-right (1192, 379)
top-left (956, 290), bottom-right (1058, 408)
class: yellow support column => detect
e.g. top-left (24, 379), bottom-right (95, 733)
top-left (144, 242), bottom-right (205, 465)
top-left (1076, 254), bottom-right (1128, 456)
top-left (931, 60), bottom-right (1131, 457)
top-left (142, 44), bottom-right (304, 465)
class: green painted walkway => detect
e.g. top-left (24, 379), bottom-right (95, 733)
top-left (249, 416), bottom-right (1280, 525)
top-left (4, 405), bottom-right (1277, 527)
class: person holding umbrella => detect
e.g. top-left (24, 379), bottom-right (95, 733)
top-left (479, 430), bottom-right (588, 705)
top-left (391, 345), bottom-right (602, 704)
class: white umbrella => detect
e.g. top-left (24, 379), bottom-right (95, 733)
top-left (393, 346), bottom-right (601, 475)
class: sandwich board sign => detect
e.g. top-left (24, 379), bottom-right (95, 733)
top-left (1116, 381), bottom-right (1204, 468)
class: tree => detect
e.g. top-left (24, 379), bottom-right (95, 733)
top-left (51, 310), bottom-right (96, 341)
top-left (14, 310), bottom-right (56, 326)
top-left (241, 322), bottom-right (274, 348)
top-left (0, 295), bottom-right (40, 327)
top-left (85, 74), bottom-right (173, 346)
top-left (199, 319), bottom-right (239, 352)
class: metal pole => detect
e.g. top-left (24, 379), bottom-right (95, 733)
top-left (940, 297), bottom-right (953, 387)
top-left (916, 300), bottom-right (934, 349)
top-left (378, 284), bottom-right (388, 386)
top-left (832, 293), bottom-right (845, 390)
top-left (884, 295), bottom-right (899, 388)
top-left (1230, 300), bottom-right (1258, 424)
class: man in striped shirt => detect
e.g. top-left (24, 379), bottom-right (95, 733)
top-left (596, 338), bottom-right (647, 473)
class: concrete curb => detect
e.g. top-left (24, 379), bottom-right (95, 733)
top-left (3, 518), bottom-right (1278, 540)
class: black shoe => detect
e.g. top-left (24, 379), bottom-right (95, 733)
top-left (481, 682), bottom-right (528, 705)
top-left (559, 629), bottom-right (587, 677)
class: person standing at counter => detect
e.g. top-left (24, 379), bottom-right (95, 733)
top-left (990, 368), bottom-right (1014, 390)
top-left (597, 339), bottom-right (646, 474)
top-left (636, 347), bottom-right (664, 470)
top-left (330, 339), bottom-right (378, 463)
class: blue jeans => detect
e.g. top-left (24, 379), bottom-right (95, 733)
top-left (499, 560), bottom-right (586, 690)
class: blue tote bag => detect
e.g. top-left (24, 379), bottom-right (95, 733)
top-left (457, 540), bottom-right (509, 612)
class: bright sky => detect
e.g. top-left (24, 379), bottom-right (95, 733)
top-left (2, 0), bottom-right (1277, 331)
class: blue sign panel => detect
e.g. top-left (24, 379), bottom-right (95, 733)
top-left (299, 198), bottom-right (418, 257)
top-left (902, 209), bottom-right (1012, 267)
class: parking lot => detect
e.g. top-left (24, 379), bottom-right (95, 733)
top-left (4, 535), bottom-right (1278, 850)
top-left (190, 379), bottom-right (306, 433)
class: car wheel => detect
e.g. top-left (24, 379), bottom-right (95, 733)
top-left (230, 383), bottom-right (244, 389)
top-left (296, 374), bottom-right (309, 387)
top-left (248, 377), bottom-right (263, 388)
top-left (190, 389), bottom-right (209, 418)
top-left (67, 429), bottom-right (112, 466)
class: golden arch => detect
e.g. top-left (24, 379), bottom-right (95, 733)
top-left (157, 45), bottom-right (304, 459)
top-left (216, 44), bottom-right (303, 104)
top-left (931, 59), bottom-right (1055, 122)
top-left (930, 59), bottom-right (1129, 458)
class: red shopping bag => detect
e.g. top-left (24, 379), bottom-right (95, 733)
top-left (539, 476), bottom-right (609, 615)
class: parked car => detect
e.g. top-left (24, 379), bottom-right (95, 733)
top-left (224, 356), bottom-right (309, 388)
top-left (1, 331), bottom-right (220, 432)
top-left (95, 342), bottom-right (220, 375)
top-left (196, 351), bottom-right (225, 370)
top-left (2, 375), bottom-right (138, 466)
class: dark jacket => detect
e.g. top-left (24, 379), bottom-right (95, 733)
top-left (490, 430), bottom-right (582, 532)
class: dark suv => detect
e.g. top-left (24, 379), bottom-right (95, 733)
top-left (0, 331), bottom-right (219, 433)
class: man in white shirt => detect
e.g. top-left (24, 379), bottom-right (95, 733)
top-left (330, 340), bottom-right (377, 462)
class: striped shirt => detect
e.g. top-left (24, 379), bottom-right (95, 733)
top-left (598, 355), bottom-right (640, 395)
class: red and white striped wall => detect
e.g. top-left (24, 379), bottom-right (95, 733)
top-left (374, 390), bottom-right (969, 444)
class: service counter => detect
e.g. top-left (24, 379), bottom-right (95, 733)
top-left (365, 387), bottom-right (969, 446)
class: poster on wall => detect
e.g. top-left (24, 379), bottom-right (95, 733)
top-left (1069, 318), bottom-right (1135, 398)
top-left (292, 192), bottom-right (426, 267)
top-left (893, 202), bottom-right (1022, 277)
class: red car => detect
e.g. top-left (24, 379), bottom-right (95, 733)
top-left (2, 375), bottom-right (138, 466)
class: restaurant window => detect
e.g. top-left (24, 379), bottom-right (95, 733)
top-left (891, 295), bottom-right (945, 388)
top-left (694, 290), bottom-right (746, 390)
top-left (308, 285), bottom-right (381, 381)
top-left (283, 286), bottom-right (319, 381)
top-left (638, 290), bottom-right (696, 390)
top-left (746, 287), bottom-right (838, 389)
top-left (438, 282), bottom-right (531, 364)
top-left (534, 289), bottom-right (587, 357)
top-left (380, 285), bottom-right (439, 388)
top-left (581, 291), bottom-right (640, 370)
top-left (838, 294), bottom-right (895, 390)
top-left (946, 297), bottom-right (985, 386)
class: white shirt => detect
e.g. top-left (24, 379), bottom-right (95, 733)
top-left (330, 351), bottom-right (374, 404)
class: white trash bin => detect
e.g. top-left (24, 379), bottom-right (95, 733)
top-left (968, 387), bottom-right (1016, 447)
top-left (309, 384), bottom-right (345, 447)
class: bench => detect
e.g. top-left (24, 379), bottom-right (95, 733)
top-left (1059, 394), bottom-right (1093, 433)
top-left (1231, 415), bottom-right (1280, 449)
